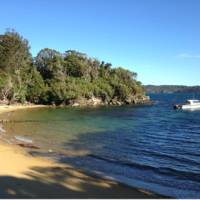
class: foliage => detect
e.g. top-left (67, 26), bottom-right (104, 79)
top-left (0, 30), bottom-right (32, 103)
top-left (0, 30), bottom-right (145, 105)
top-left (26, 67), bottom-right (47, 103)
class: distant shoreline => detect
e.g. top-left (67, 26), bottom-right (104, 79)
top-left (145, 85), bottom-right (200, 94)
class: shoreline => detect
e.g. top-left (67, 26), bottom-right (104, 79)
top-left (0, 104), bottom-right (48, 115)
top-left (0, 105), bottom-right (164, 198)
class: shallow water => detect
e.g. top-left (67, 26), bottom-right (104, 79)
top-left (1, 93), bottom-right (200, 198)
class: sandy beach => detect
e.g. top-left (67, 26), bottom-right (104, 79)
top-left (0, 104), bottom-right (48, 115)
top-left (0, 105), bottom-right (163, 198)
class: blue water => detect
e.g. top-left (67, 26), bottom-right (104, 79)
top-left (1, 93), bottom-right (200, 198)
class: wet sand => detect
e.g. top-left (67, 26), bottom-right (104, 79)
top-left (0, 104), bottom-right (48, 115)
top-left (0, 105), bottom-right (164, 198)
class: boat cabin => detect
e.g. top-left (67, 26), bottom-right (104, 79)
top-left (186, 100), bottom-right (200, 105)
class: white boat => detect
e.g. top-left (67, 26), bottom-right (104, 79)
top-left (174, 99), bottom-right (200, 110)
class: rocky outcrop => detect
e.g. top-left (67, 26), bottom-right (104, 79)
top-left (132, 95), bottom-right (150, 104)
top-left (69, 95), bottom-right (151, 107)
top-left (70, 97), bottom-right (104, 107)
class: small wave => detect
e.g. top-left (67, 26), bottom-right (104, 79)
top-left (0, 126), bottom-right (6, 133)
top-left (87, 154), bottom-right (200, 183)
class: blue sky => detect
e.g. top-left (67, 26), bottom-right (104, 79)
top-left (0, 0), bottom-right (200, 85)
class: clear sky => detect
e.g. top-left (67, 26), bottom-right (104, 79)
top-left (0, 0), bottom-right (200, 85)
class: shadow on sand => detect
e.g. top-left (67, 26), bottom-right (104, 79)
top-left (0, 128), bottom-right (165, 198)
top-left (0, 165), bottom-right (159, 198)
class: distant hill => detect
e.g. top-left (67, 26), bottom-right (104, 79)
top-left (145, 85), bottom-right (200, 94)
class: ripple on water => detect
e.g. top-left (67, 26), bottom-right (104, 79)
top-left (1, 93), bottom-right (200, 198)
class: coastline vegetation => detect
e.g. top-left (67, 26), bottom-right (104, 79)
top-left (0, 30), bottom-right (146, 106)
top-left (145, 85), bottom-right (200, 94)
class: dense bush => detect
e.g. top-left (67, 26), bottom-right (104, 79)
top-left (0, 30), bottom-right (145, 105)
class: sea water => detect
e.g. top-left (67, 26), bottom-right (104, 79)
top-left (0, 93), bottom-right (200, 198)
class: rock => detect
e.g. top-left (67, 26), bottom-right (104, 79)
top-left (125, 96), bottom-right (135, 104)
top-left (68, 94), bottom-right (151, 107)
top-left (109, 99), bottom-right (123, 106)
top-left (110, 98), bottom-right (117, 105)
top-left (116, 101), bottom-right (122, 106)
top-left (72, 103), bottom-right (80, 107)
top-left (70, 97), bottom-right (103, 107)
top-left (90, 97), bottom-right (102, 106)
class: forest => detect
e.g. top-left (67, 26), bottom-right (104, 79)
top-left (0, 30), bottom-right (147, 106)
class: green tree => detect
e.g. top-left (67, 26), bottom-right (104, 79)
top-left (26, 67), bottom-right (47, 104)
top-left (0, 29), bottom-right (146, 106)
top-left (0, 30), bottom-right (33, 103)
top-left (35, 48), bottom-right (64, 81)
top-left (0, 71), bottom-right (13, 102)
top-left (64, 50), bottom-right (91, 80)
